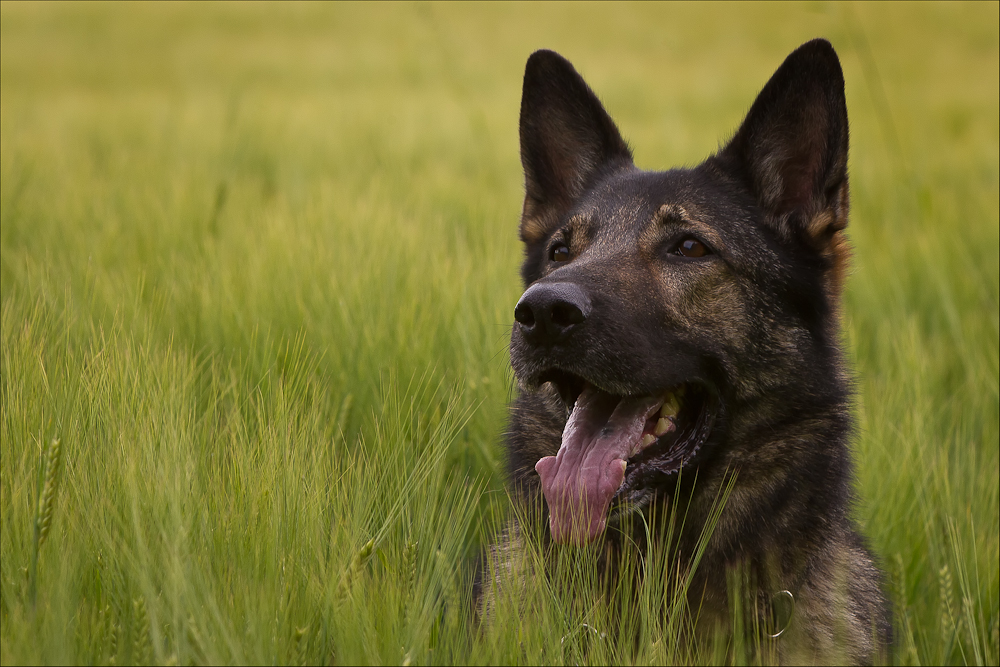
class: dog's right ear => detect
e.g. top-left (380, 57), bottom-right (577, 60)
top-left (716, 39), bottom-right (850, 248)
top-left (519, 50), bottom-right (633, 244)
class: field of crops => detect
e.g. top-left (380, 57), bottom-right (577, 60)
top-left (1, 2), bottom-right (997, 664)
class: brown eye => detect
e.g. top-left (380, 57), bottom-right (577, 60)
top-left (550, 243), bottom-right (570, 262)
top-left (677, 238), bottom-right (709, 258)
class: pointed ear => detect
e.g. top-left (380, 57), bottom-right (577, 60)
top-left (718, 39), bottom-right (850, 248)
top-left (519, 50), bottom-right (633, 244)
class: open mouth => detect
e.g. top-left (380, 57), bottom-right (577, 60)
top-left (534, 369), bottom-right (715, 546)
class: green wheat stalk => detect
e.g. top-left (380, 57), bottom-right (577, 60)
top-left (133, 597), bottom-right (151, 666)
top-left (186, 614), bottom-right (206, 664)
top-left (336, 538), bottom-right (375, 602)
top-left (29, 437), bottom-right (63, 605)
top-left (401, 540), bottom-right (419, 627)
top-left (290, 625), bottom-right (310, 666)
top-left (107, 616), bottom-right (119, 666)
top-left (939, 563), bottom-right (957, 645)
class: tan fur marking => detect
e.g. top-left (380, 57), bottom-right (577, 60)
top-left (520, 196), bottom-right (553, 244)
top-left (478, 523), bottom-right (529, 624)
top-left (656, 202), bottom-right (691, 222)
top-left (803, 179), bottom-right (852, 330)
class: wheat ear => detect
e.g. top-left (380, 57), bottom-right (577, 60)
top-left (336, 538), bottom-right (375, 601)
top-left (36, 438), bottom-right (63, 547)
top-left (29, 438), bottom-right (63, 605)
top-left (133, 596), bottom-right (151, 665)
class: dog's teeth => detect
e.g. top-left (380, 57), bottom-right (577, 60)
top-left (654, 417), bottom-right (671, 436)
top-left (660, 394), bottom-right (680, 418)
top-left (641, 434), bottom-right (656, 448)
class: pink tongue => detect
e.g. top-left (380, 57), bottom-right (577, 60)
top-left (535, 386), bottom-right (663, 545)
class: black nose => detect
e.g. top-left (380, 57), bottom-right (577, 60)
top-left (514, 282), bottom-right (591, 345)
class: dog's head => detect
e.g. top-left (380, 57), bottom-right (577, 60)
top-left (509, 41), bottom-right (851, 545)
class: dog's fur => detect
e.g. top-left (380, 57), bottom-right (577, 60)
top-left (477, 40), bottom-right (891, 664)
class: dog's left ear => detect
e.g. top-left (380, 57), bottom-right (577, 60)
top-left (717, 39), bottom-right (849, 248)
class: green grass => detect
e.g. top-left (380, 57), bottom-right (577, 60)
top-left (1, 2), bottom-right (997, 664)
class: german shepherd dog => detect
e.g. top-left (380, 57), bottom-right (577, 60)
top-left (478, 40), bottom-right (891, 663)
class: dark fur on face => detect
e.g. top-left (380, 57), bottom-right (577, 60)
top-left (480, 40), bottom-right (892, 664)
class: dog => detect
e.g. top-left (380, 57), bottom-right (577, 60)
top-left (477, 39), bottom-right (892, 664)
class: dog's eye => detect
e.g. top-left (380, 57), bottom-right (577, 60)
top-left (676, 237), bottom-right (710, 258)
top-left (550, 243), bottom-right (570, 262)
